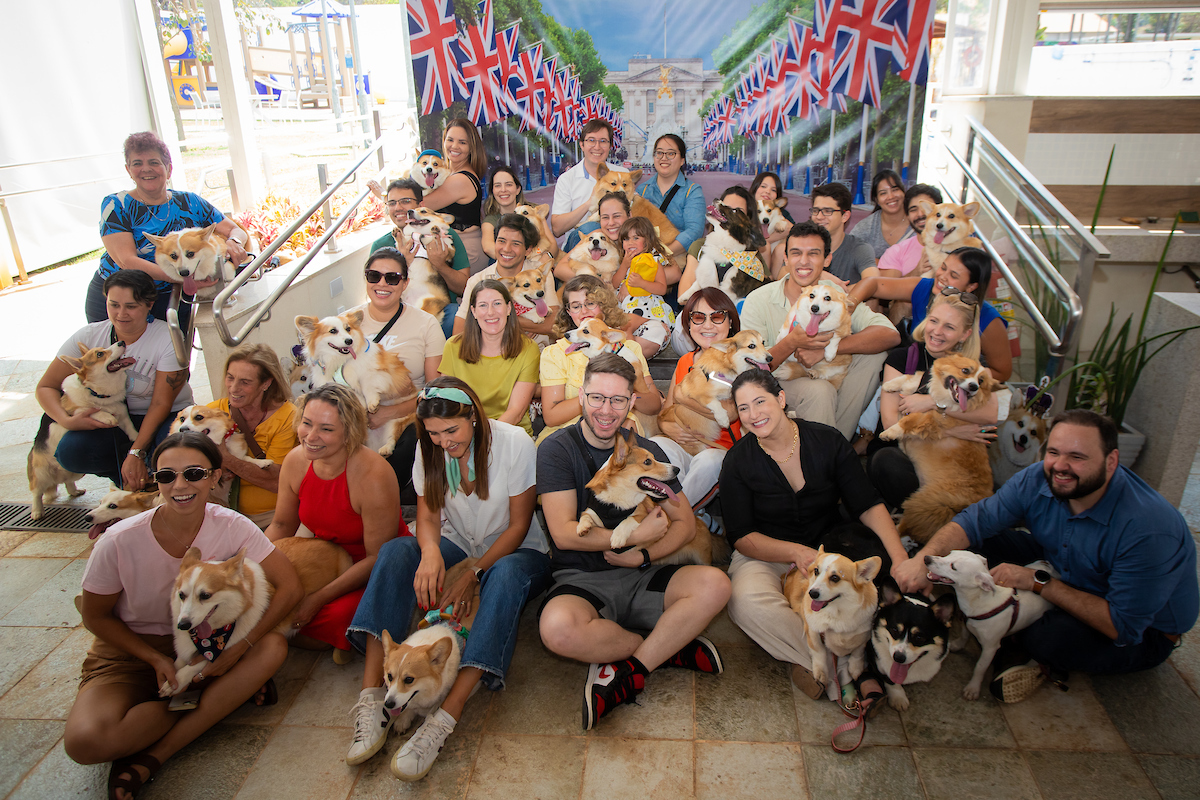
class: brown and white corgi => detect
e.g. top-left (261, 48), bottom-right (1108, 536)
top-left (681, 204), bottom-right (768, 304)
top-left (85, 488), bottom-right (162, 539)
top-left (27, 342), bottom-right (138, 519)
top-left (145, 225), bottom-right (235, 298)
top-left (501, 267), bottom-right (550, 325)
top-left (398, 207), bottom-right (455, 323)
top-left (776, 282), bottom-right (855, 389)
top-left (169, 405), bottom-right (275, 506)
top-left (409, 152), bottom-right (450, 193)
top-left (918, 201), bottom-right (983, 277)
top-left (565, 230), bottom-right (622, 283)
top-left (510, 203), bottom-right (556, 275)
top-left (755, 196), bottom-right (790, 241)
top-left (989, 402), bottom-right (1048, 488)
top-left (583, 164), bottom-right (679, 247)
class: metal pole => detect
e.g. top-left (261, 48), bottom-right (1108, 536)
top-left (827, 110), bottom-right (836, 183)
top-left (503, 122), bottom-right (510, 164)
top-left (902, 81), bottom-right (917, 182)
top-left (347, 0), bottom-right (370, 138)
top-left (318, 163), bottom-right (341, 253)
top-left (373, 109), bottom-right (385, 171)
top-left (524, 135), bottom-right (529, 167)
top-left (319, 0), bottom-right (343, 131)
top-left (226, 168), bottom-right (242, 213)
top-left (854, 103), bottom-right (869, 204)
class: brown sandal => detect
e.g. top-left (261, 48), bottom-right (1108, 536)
top-left (108, 752), bottom-right (160, 800)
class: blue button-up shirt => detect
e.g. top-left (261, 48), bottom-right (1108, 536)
top-left (955, 463), bottom-right (1198, 646)
top-left (637, 173), bottom-right (706, 250)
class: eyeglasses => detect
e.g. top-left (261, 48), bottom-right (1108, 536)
top-left (584, 138), bottom-right (610, 147)
top-left (939, 286), bottom-right (980, 306)
top-left (654, 150), bottom-right (680, 159)
top-left (365, 270), bottom-right (405, 285)
top-left (385, 198), bottom-right (418, 208)
top-left (583, 393), bottom-right (631, 411)
top-left (153, 467), bottom-right (213, 485)
top-left (810, 207), bottom-right (841, 219)
top-left (688, 310), bottom-right (729, 326)
top-left (567, 300), bottom-right (601, 314)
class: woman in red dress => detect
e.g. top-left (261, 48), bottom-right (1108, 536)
top-left (267, 384), bottom-right (408, 660)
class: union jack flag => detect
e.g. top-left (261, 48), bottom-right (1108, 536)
top-left (535, 54), bottom-right (557, 135)
top-left (716, 95), bottom-right (735, 144)
top-left (565, 71), bottom-right (583, 140)
top-left (763, 38), bottom-right (794, 136)
top-left (545, 67), bottom-right (570, 139)
top-left (407, 0), bottom-right (467, 115)
top-left (893, 0), bottom-right (935, 83)
top-left (788, 20), bottom-right (835, 120)
top-left (457, 0), bottom-right (507, 124)
top-left (814, 0), bottom-right (904, 108)
top-left (508, 43), bottom-right (543, 132)
top-left (495, 22), bottom-right (521, 103)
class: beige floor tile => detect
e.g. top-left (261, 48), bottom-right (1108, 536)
top-left (235, 725), bottom-right (358, 800)
top-left (694, 741), bottom-right (805, 799)
top-left (1, 557), bottom-right (86, 628)
top-left (1025, 751), bottom-right (1158, 800)
top-left (898, 653), bottom-right (1017, 748)
top-left (791, 682), bottom-right (907, 746)
top-left (465, 734), bottom-right (586, 800)
top-left (593, 667), bottom-right (694, 740)
top-left (0, 626), bottom-right (73, 697)
top-left (0, 531), bottom-right (33, 557)
top-left (225, 647), bottom-right (320, 726)
top-left (348, 724), bottom-right (480, 799)
top-left (0, 626), bottom-right (94, 720)
top-left (1136, 754), bottom-right (1200, 800)
top-left (1000, 672), bottom-right (1126, 751)
top-left (0, 415), bottom-right (39, 450)
top-left (486, 639), bottom-right (589, 737)
top-left (913, 748), bottom-right (1040, 800)
top-left (281, 649), bottom-right (367, 728)
top-left (695, 645), bottom-right (799, 742)
top-left (804, 744), bottom-right (923, 799)
top-left (700, 608), bottom-right (754, 648)
top-left (0, 441), bottom-right (33, 475)
top-left (1091, 663), bottom-right (1200, 754)
top-left (142, 723), bottom-right (274, 800)
top-left (580, 737), bottom-right (693, 800)
top-left (0, 557), bottom-right (71, 618)
top-left (8, 532), bottom-right (93, 559)
top-left (0, 719), bottom-right (65, 797)
top-left (0, 391), bottom-right (41, 424)
top-left (6, 737), bottom-right (107, 800)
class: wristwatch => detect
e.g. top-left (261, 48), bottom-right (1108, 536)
top-left (126, 448), bottom-right (145, 460)
top-left (471, 565), bottom-right (485, 580)
top-left (1031, 569), bottom-right (1052, 595)
top-left (934, 401), bottom-right (948, 416)
top-left (638, 548), bottom-right (652, 570)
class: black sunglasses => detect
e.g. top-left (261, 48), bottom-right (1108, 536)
top-left (365, 269), bottom-right (405, 285)
top-left (939, 286), bottom-right (980, 306)
top-left (152, 467), bottom-right (213, 484)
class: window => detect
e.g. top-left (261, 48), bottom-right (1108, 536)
top-left (677, 101), bottom-right (683, 114)
top-left (648, 101), bottom-right (655, 113)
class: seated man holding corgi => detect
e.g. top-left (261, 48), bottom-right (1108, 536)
top-left (894, 410), bottom-right (1199, 703)
top-left (550, 119), bottom-right (613, 246)
top-left (537, 353), bottom-right (731, 730)
top-left (740, 222), bottom-right (900, 439)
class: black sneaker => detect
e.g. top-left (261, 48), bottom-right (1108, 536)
top-left (663, 636), bottom-right (724, 674)
top-left (582, 660), bottom-right (645, 730)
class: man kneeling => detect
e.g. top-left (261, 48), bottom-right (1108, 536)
top-left (537, 352), bottom-right (731, 729)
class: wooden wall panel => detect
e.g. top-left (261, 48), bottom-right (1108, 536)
top-left (1030, 99), bottom-right (1200, 134)
top-left (1045, 185), bottom-right (1200, 221)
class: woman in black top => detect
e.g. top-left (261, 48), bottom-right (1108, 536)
top-left (419, 118), bottom-right (487, 275)
top-left (720, 369), bottom-right (908, 700)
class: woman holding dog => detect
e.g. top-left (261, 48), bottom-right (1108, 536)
top-left (553, 190), bottom-right (631, 284)
top-left (88, 131), bottom-right (250, 333)
top-left (345, 378), bottom-right (551, 781)
top-left (417, 119), bottom-right (488, 275)
top-left (750, 172), bottom-right (794, 252)
top-left (439, 280), bottom-right (540, 438)
top-left (481, 166), bottom-right (532, 261)
top-left (266, 384), bottom-right (406, 660)
top-left (39, 270), bottom-right (193, 491)
top-left (720, 369), bottom-right (909, 708)
top-left (849, 170), bottom-right (914, 260)
top-left (66, 431), bottom-right (303, 800)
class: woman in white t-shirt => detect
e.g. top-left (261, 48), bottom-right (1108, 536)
top-left (64, 431), bottom-right (303, 799)
top-left (37, 270), bottom-right (193, 489)
top-left (344, 377), bottom-right (551, 780)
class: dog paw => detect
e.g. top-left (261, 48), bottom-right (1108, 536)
top-left (886, 685), bottom-right (910, 711)
top-left (881, 378), bottom-right (907, 393)
top-left (377, 443), bottom-right (396, 457)
top-left (879, 425), bottom-right (902, 441)
top-left (67, 486), bottom-right (86, 497)
top-left (962, 683), bottom-right (981, 701)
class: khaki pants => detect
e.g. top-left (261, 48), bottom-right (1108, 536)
top-left (726, 552), bottom-right (813, 670)
top-left (777, 351), bottom-right (887, 439)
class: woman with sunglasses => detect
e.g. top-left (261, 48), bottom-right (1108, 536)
top-left (344, 378), bottom-right (551, 779)
top-left (352, 247), bottom-right (446, 490)
top-left (848, 247), bottom-right (1012, 381)
top-left (66, 431), bottom-right (303, 799)
top-left (266, 385), bottom-right (407, 662)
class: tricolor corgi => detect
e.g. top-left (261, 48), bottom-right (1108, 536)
top-left (145, 225), bottom-right (235, 298)
top-left (919, 201), bottom-right (983, 277)
top-left (398, 207), bottom-right (454, 323)
top-left (776, 282), bottom-right (855, 389)
top-left (868, 586), bottom-right (955, 710)
top-left (566, 230), bottom-right (622, 283)
top-left (85, 488), bottom-right (162, 539)
top-left (584, 164), bottom-right (679, 247)
top-left (410, 152), bottom-right (450, 193)
top-left (680, 203), bottom-right (768, 304)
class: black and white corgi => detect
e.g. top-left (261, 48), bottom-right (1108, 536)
top-left (868, 585), bottom-right (956, 710)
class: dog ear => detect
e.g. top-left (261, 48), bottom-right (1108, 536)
top-left (918, 200), bottom-right (935, 216)
top-left (707, 338), bottom-right (734, 353)
top-left (224, 548), bottom-right (247, 574)
top-left (200, 223), bottom-right (219, 239)
top-left (962, 202), bottom-right (981, 219)
top-left (879, 583), bottom-right (902, 606)
top-left (381, 629), bottom-right (396, 652)
top-left (143, 232), bottom-right (167, 247)
top-left (436, 212), bottom-right (455, 225)
top-left (628, 169), bottom-right (643, 185)
top-left (346, 308), bottom-right (365, 328)
top-left (294, 316), bottom-right (318, 336)
top-left (857, 556), bottom-right (882, 584)
top-left (427, 636), bottom-right (454, 667)
top-left (602, 328), bottom-right (626, 344)
top-left (974, 570), bottom-right (997, 592)
top-left (180, 547), bottom-right (203, 569)
top-left (58, 354), bottom-right (84, 371)
top-left (535, 203), bottom-right (550, 218)
top-left (932, 594), bottom-right (957, 624)
top-left (776, 196), bottom-right (788, 210)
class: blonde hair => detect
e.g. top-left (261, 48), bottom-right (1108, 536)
top-left (552, 275), bottom-right (628, 340)
top-left (224, 343), bottom-right (292, 406)
top-left (913, 293), bottom-right (982, 362)
top-left (296, 384), bottom-right (368, 455)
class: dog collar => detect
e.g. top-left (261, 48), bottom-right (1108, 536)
top-left (87, 387), bottom-right (113, 399)
top-left (966, 590), bottom-right (1022, 634)
top-left (190, 621), bottom-right (236, 662)
top-left (417, 608), bottom-right (470, 643)
top-left (721, 250), bottom-right (765, 281)
top-left (700, 367), bottom-right (734, 388)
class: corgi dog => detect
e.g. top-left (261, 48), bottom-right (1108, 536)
top-left (584, 164), bottom-right (679, 247)
top-left (918, 201), bottom-right (982, 277)
top-left (511, 203), bottom-right (556, 274)
top-left (990, 403), bottom-right (1048, 487)
top-left (657, 330), bottom-right (772, 455)
top-left (410, 152), bottom-right (450, 193)
top-left (566, 230), bottom-right (621, 283)
top-left (680, 204), bottom-right (768, 305)
top-left (576, 430), bottom-right (714, 565)
top-left (562, 318), bottom-right (654, 397)
top-left (776, 282), bottom-right (855, 389)
top-left (868, 586), bottom-right (956, 710)
top-left (294, 310), bottom-right (418, 455)
top-left (163, 538), bottom-right (353, 696)
top-left (925, 551), bottom-right (1055, 700)
top-left (86, 488), bottom-right (162, 539)
top-left (783, 545), bottom-right (883, 701)
top-left (398, 207), bottom-right (455, 322)
top-left (27, 342), bottom-right (139, 519)
top-left (755, 196), bottom-right (790, 242)
top-left (501, 267), bottom-right (550, 324)
top-left (169, 404), bottom-right (275, 506)
top-left (284, 353), bottom-right (317, 399)
top-left (145, 225), bottom-right (235, 298)
top-left (879, 355), bottom-right (1002, 543)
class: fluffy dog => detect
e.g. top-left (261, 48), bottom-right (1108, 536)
top-left (511, 203), bottom-right (556, 274)
top-left (566, 230), bottom-right (621, 283)
top-left (925, 551), bottom-right (1055, 700)
top-left (27, 342), bottom-right (138, 519)
top-left (283, 352), bottom-right (317, 399)
top-left (679, 204), bottom-right (768, 304)
top-left (562, 318), bottom-right (654, 395)
top-left (990, 403), bottom-right (1048, 487)
top-left (501, 267), bottom-right (550, 325)
top-left (86, 488), bottom-right (161, 539)
top-left (410, 152), bottom-right (450, 193)
top-left (398, 207), bottom-right (455, 322)
top-left (145, 225), bottom-right (234, 298)
top-left (657, 330), bottom-right (772, 455)
top-left (583, 164), bottom-right (679, 247)
top-left (919, 201), bottom-right (982, 277)
top-left (776, 282), bottom-right (854, 389)
top-left (170, 405), bottom-right (275, 506)
top-left (879, 354), bottom-right (1001, 543)
top-left (756, 196), bottom-right (790, 241)
top-left (869, 586), bottom-right (955, 710)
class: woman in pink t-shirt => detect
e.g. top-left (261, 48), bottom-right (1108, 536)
top-left (65, 431), bottom-right (303, 800)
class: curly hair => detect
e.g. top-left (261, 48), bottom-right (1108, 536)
top-left (552, 275), bottom-right (627, 340)
top-left (123, 132), bottom-right (171, 167)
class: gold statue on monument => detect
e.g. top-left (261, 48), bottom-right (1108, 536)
top-left (657, 65), bottom-right (674, 99)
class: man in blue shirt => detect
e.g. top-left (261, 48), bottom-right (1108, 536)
top-left (894, 410), bottom-right (1198, 703)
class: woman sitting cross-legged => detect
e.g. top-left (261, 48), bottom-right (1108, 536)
top-left (65, 431), bottom-right (303, 800)
top-left (344, 377), bottom-right (551, 781)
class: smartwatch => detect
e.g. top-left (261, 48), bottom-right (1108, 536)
top-left (1031, 569), bottom-right (1052, 595)
top-left (638, 548), bottom-right (652, 570)
top-left (471, 565), bottom-right (485, 580)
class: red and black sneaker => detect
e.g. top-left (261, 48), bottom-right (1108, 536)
top-left (582, 660), bottom-right (645, 730)
top-left (663, 636), bottom-right (724, 674)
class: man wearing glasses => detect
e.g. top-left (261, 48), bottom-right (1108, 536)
top-left (370, 178), bottom-right (469, 338)
top-left (551, 120), bottom-right (615, 240)
top-left (774, 182), bottom-right (875, 284)
top-left (537, 353), bottom-right (730, 730)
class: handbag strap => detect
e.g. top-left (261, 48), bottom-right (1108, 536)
top-left (374, 303), bottom-right (405, 344)
top-left (658, 183), bottom-right (683, 213)
top-left (228, 405), bottom-right (267, 459)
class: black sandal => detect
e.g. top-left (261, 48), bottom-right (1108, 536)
top-left (253, 678), bottom-right (279, 707)
top-left (108, 753), bottom-right (160, 800)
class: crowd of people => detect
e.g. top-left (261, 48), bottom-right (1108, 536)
top-left (52, 126), bottom-right (1196, 797)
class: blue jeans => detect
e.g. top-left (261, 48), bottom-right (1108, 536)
top-left (347, 536), bottom-right (552, 690)
top-left (441, 301), bottom-right (459, 339)
top-left (54, 413), bottom-right (174, 487)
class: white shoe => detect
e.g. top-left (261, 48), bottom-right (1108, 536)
top-left (346, 688), bottom-right (393, 765)
top-left (391, 708), bottom-right (456, 781)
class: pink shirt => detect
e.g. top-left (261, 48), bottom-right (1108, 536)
top-left (878, 235), bottom-right (924, 276)
top-left (81, 504), bottom-right (275, 635)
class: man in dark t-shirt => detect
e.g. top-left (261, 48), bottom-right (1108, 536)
top-left (537, 353), bottom-right (731, 730)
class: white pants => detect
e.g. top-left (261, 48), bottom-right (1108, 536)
top-left (726, 551), bottom-right (813, 669)
top-left (651, 436), bottom-right (725, 510)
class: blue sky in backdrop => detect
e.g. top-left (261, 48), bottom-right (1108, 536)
top-left (540, 0), bottom-right (772, 71)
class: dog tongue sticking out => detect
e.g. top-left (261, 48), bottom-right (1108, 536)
top-left (195, 620), bottom-right (214, 640)
top-left (533, 298), bottom-right (549, 318)
top-left (933, 230), bottom-right (946, 244)
top-left (805, 312), bottom-right (829, 337)
top-left (889, 661), bottom-right (911, 684)
top-left (182, 275), bottom-right (199, 296)
top-left (424, 173), bottom-right (436, 188)
top-left (87, 518), bottom-right (121, 540)
top-left (810, 598), bottom-right (829, 612)
top-left (636, 477), bottom-right (678, 504)
top-left (589, 247), bottom-right (606, 261)
top-left (956, 384), bottom-right (969, 412)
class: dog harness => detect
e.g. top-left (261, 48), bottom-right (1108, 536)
top-left (191, 622), bottom-right (236, 662)
top-left (967, 590), bottom-right (1022, 634)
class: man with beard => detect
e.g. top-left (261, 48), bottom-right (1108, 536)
top-left (894, 410), bottom-right (1198, 702)
top-left (536, 353), bottom-right (730, 730)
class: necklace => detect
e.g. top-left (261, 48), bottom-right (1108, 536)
top-left (765, 423), bottom-right (799, 464)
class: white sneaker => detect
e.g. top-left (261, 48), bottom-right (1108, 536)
top-left (391, 708), bottom-right (456, 781)
top-left (346, 688), bottom-right (393, 765)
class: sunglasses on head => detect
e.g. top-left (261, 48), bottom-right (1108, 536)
top-left (365, 269), bottom-right (405, 285)
top-left (939, 286), bottom-right (980, 306)
top-left (152, 467), bottom-right (213, 484)
top-left (688, 310), bottom-right (729, 326)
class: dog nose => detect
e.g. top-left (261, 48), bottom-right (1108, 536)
top-left (765, 354), bottom-right (773, 363)
top-left (177, 620), bottom-right (191, 630)
top-left (967, 382), bottom-right (978, 392)
top-left (808, 589), bottom-right (820, 600)
top-left (893, 652), bottom-right (908, 664)
top-left (383, 698), bottom-right (394, 709)
top-left (344, 338), bottom-right (353, 345)
top-left (924, 555), bottom-right (934, 565)
top-left (810, 305), bottom-right (821, 314)
top-left (178, 269), bottom-right (191, 277)
top-left (535, 291), bottom-right (544, 297)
